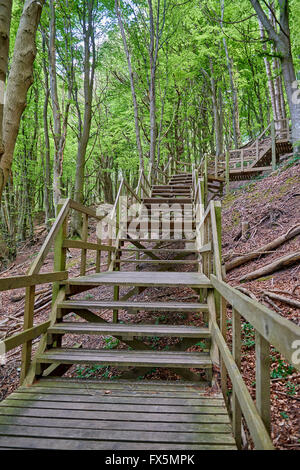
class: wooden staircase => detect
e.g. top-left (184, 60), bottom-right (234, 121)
top-left (0, 165), bottom-right (298, 450)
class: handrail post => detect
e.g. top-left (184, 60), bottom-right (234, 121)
top-left (255, 331), bottom-right (271, 434)
top-left (96, 224), bottom-right (102, 273)
top-left (204, 155), bottom-right (208, 208)
top-left (80, 214), bottom-right (88, 276)
top-left (271, 119), bottom-right (276, 170)
top-left (53, 202), bottom-right (68, 304)
top-left (225, 151), bottom-right (230, 194)
top-left (20, 285), bottom-right (35, 384)
top-left (232, 308), bottom-right (242, 449)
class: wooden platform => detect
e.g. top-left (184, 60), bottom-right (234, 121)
top-left (0, 379), bottom-right (236, 450)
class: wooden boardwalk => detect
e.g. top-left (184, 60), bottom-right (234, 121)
top-left (0, 379), bottom-right (236, 450)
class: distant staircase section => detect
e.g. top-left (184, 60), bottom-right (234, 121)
top-left (227, 119), bottom-right (293, 181)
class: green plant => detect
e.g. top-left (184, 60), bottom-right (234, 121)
top-left (242, 322), bottom-right (255, 348)
top-left (286, 381), bottom-right (296, 396)
top-left (271, 358), bottom-right (294, 379)
top-left (75, 364), bottom-right (106, 378)
top-left (104, 336), bottom-right (119, 350)
top-left (84, 293), bottom-right (94, 300)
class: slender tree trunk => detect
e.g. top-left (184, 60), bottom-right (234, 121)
top-left (41, 32), bottom-right (52, 225)
top-left (221, 0), bottom-right (240, 149)
top-left (0, 0), bottom-right (12, 157)
top-left (72, 0), bottom-right (96, 235)
top-left (148, 0), bottom-right (156, 169)
top-left (49, 0), bottom-right (63, 210)
top-left (0, 0), bottom-right (45, 203)
top-left (250, 0), bottom-right (300, 153)
top-left (209, 59), bottom-right (224, 157)
top-left (115, 0), bottom-right (144, 170)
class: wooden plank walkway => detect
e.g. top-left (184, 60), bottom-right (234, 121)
top-left (0, 379), bottom-right (236, 450)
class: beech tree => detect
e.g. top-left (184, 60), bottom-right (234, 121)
top-left (250, 0), bottom-right (300, 153)
top-left (0, 0), bottom-right (45, 203)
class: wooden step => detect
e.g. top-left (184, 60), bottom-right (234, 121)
top-left (119, 248), bottom-right (197, 253)
top-left (152, 186), bottom-right (190, 190)
top-left (58, 300), bottom-right (209, 312)
top-left (151, 193), bottom-right (191, 198)
top-left (120, 237), bottom-right (195, 242)
top-left (143, 198), bottom-right (192, 204)
top-left (116, 259), bottom-right (198, 264)
top-left (48, 322), bottom-right (211, 338)
top-left (63, 271), bottom-right (211, 288)
top-left (36, 348), bottom-right (212, 369)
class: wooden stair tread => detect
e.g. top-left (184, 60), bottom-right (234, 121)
top-left (48, 322), bottom-right (210, 338)
top-left (119, 248), bottom-right (197, 253)
top-left (143, 198), bottom-right (192, 204)
top-left (120, 238), bottom-right (194, 242)
top-left (58, 300), bottom-right (209, 312)
top-left (116, 259), bottom-right (198, 264)
top-left (36, 348), bottom-right (212, 368)
top-left (63, 271), bottom-right (211, 288)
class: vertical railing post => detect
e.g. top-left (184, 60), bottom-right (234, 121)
top-left (232, 308), bottom-right (242, 449)
top-left (204, 155), bottom-right (208, 208)
top-left (255, 331), bottom-right (271, 434)
top-left (20, 285), bottom-right (35, 384)
top-left (52, 202), bottom-right (68, 304)
top-left (215, 154), bottom-right (218, 178)
top-left (271, 119), bottom-right (276, 171)
top-left (225, 151), bottom-right (230, 195)
top-left (80, 214), bottom-right (88, 276)
top-left (241, 149), bottom-right (244, 170)
top-left (96, 223), bottom-right (102, 273)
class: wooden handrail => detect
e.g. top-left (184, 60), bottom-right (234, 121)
top-left (211, 275), bottom-right (300, 368)
top-left (69, 199), bottom-right (104, 221)
top-left (123, 178), bottom-right (142, 203)
top-left (210, 315), bottom-right (274, 450)
top-left (0, 271), bottom-right (68, 291)
top-left (63, 240), bottom-right (115, 252)
top-left (0, 321), bottom-right (51, 354)
top-left (29, 198), bottom-right (71, 275)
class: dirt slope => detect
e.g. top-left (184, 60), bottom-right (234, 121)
top-left (221, 162), bottom-right (300, 450)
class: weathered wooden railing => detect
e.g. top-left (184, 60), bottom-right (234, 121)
top-left (192, 175), bottom-right (300, 449)
top-left (0, 198), bottom-right (113, 383)
top-left (228, 119), bottom-right (291, 172)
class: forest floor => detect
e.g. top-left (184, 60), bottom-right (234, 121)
top-left (0, 162), bottom-right (299, 450)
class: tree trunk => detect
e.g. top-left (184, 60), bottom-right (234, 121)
top-left (72, 0), bottom-right (96, 235)
top-left (115, 0), bottom-right (144, 170)
top-left (41, 30), bottom-right (52, 225)
top-left (0, 0), bottom-right (45, 203)
top-left (148, 0), bottom-right (157, 169)
top-left (239, 251), bottom-right (300, 282)
top-left (250, 0), bottom-right (300, 154)
top-left (221, 0), bottom-right (240, 149)
top-left (0, 0), bottom-right (12, 156)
